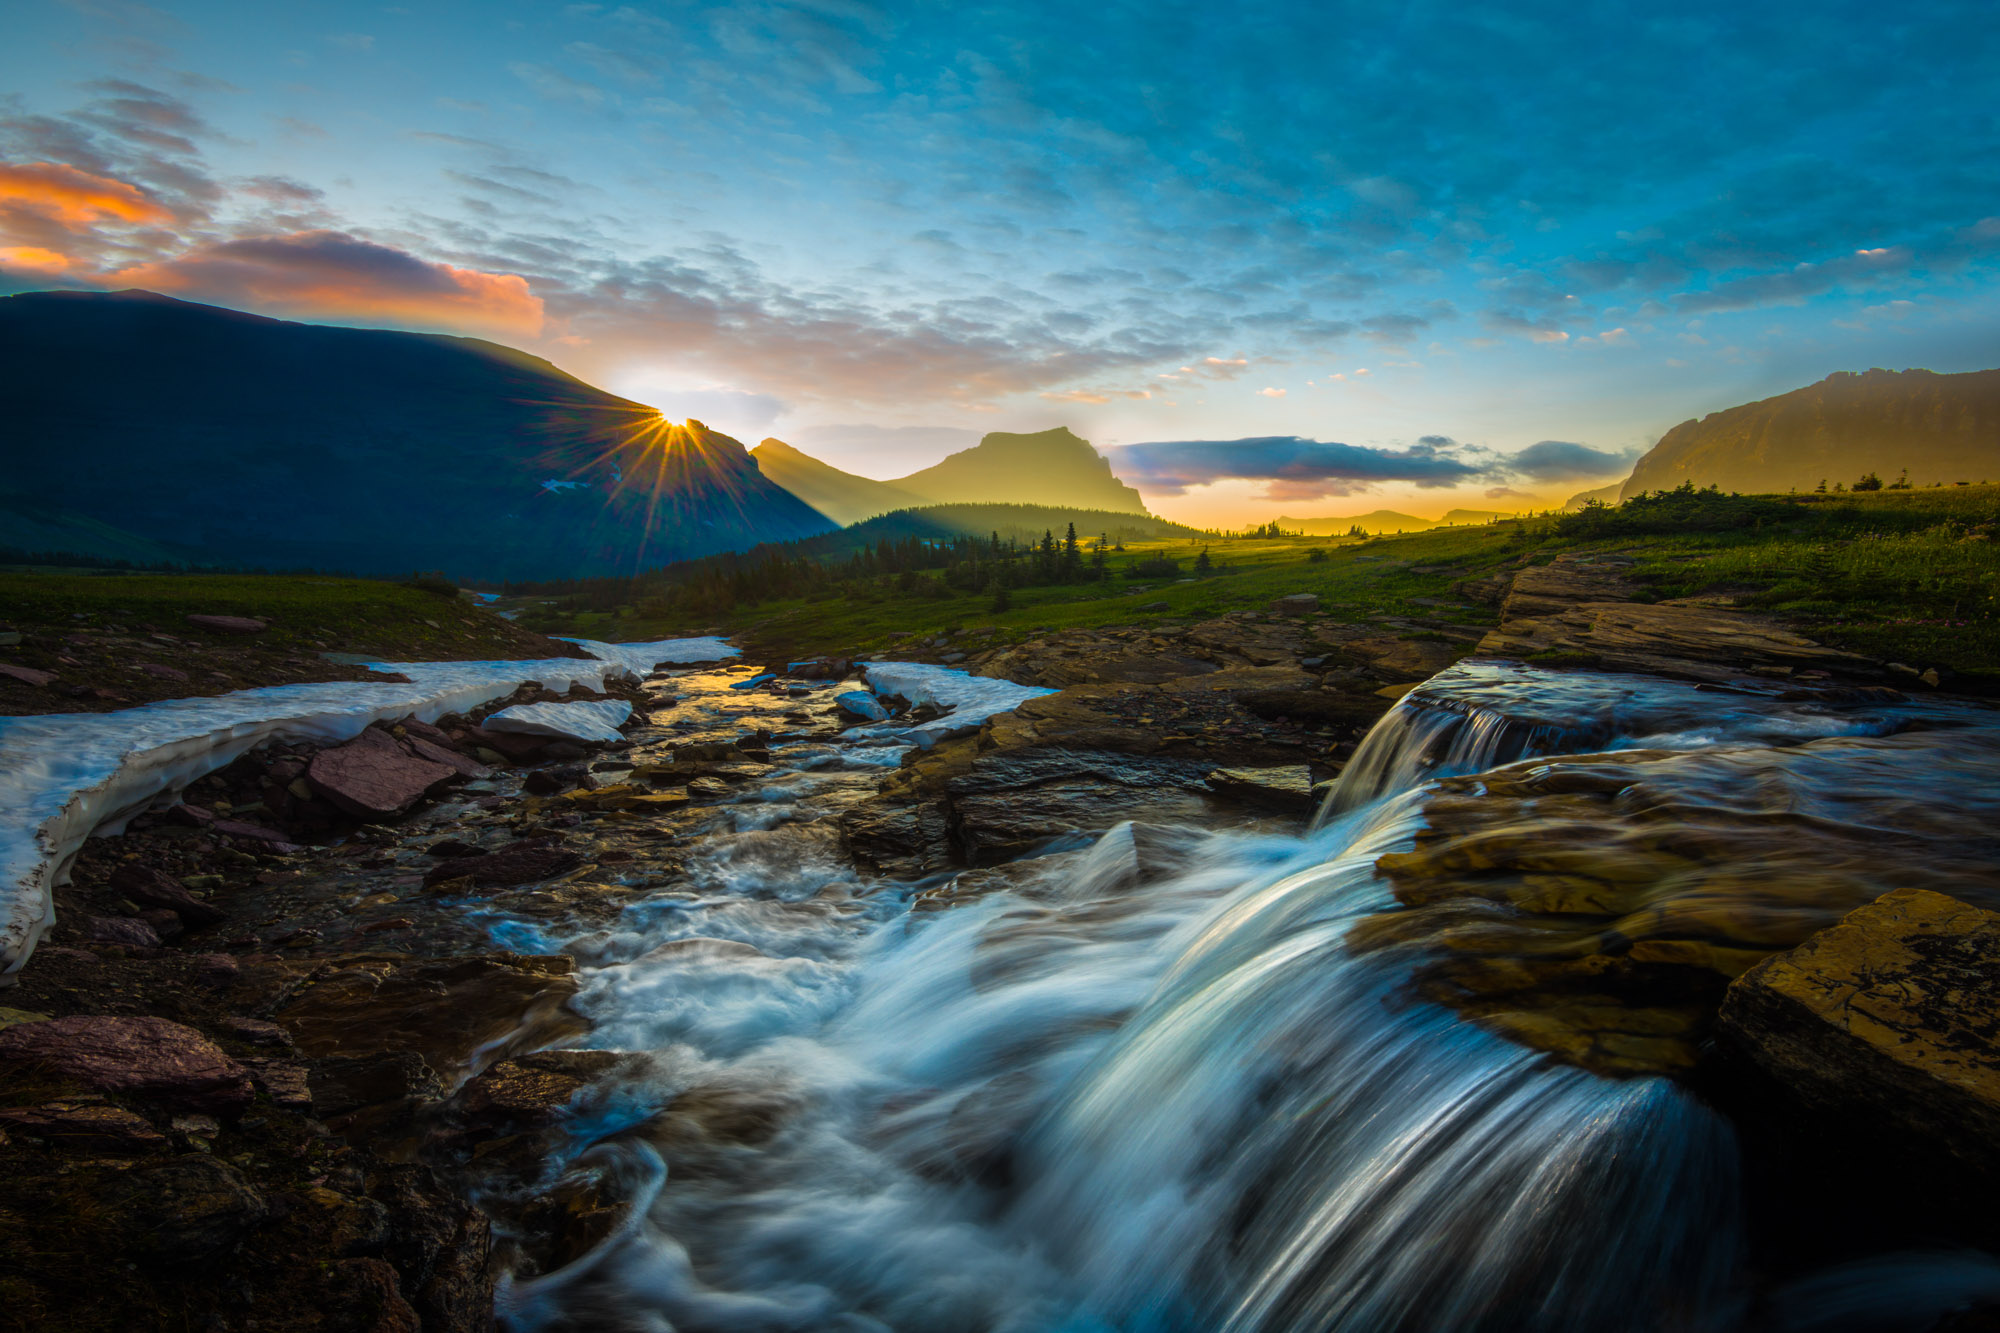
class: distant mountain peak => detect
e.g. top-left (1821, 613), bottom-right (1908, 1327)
top-left (889, 426), bottom-right (1149, 514)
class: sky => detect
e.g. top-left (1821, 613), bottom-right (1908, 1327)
top-left (3, 0), bottom-right (1997, 527)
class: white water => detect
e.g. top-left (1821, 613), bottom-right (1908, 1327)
top-left (473, 658), bottom-right (2000, 1332)
top-left (0, 637), bottom-right (733, 973)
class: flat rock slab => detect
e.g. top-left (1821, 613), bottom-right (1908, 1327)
top-left (185, 614), bottom-right (267, 634)
top-left (0, 1099), bottom-right (167, 1153)
top-left (308, 726), bottom-right (459, 820)
top-left (0, 1014), bottom-right (253, 1115)
top-left (1207, 765), bottom-right (1317, 814)
top-left (108, 862), bottom-right (230, 926)
top-left (423, 838), bottom-right (583, 887)
top-left (1718, 888), bottom-right (2000, 1175)
top-left (484, 699), bottom-right (632, 744)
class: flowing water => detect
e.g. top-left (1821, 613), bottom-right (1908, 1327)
top-left (482, 660), bottom-right (2000, 1333)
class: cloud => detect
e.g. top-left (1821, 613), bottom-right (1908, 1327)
top-left (0, 160), bottom-right (177, 227)
top-left (1108, 436), bottom-right (1485, 500)
top-left (1257, 386), bottom-right (1285, 397)
top-left (1502, 439), bottom-right (1641, 481)
top-left (110, 230), bottom-right (545, 338)
top-left (1484, 486), bottom-right (1535, 500)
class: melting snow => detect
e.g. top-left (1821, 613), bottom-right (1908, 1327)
top-left (850, 662), bottom-right (1056, 747)
top-left (485, 699), bottom-right (634, 743)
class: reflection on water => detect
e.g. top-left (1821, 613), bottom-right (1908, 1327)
top-left (488, 660), bottom-right (2000, 1332)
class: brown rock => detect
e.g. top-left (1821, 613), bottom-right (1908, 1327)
top-left (472, 725), bottom-right (551, 761)
top-left (82, 914), bottom-right (163, 948)
top-left (0, 1015), bottom-right (252, 1115)
top-left (307, 727), bottom-right (459, 820)
top-left (99, 1154), bottom-right (270, 1261)
top-left (0, 1100), bottom-right (167, 1153)
top-left (405, 734), bottom-right (491, 779)
top-left (1716, 888), bottom-right (2000, 1177)
top-left (135, 662), bottom-right (190, 681)
top-left (420, 838), bottom-right (582, 887)
top-left (107, 862), bottom-right (228, 926)
top-left (452, 1049), bottom-right (624, 1128)
top-left (0, 661), bottom-right (57, 687)
top-left (185, 614), bottom-right (267, 634)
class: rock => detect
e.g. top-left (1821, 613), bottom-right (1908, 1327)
top-left (220, 1016), bottom-right (290, 1046)
top-left (1137, 601), bottom-right (1172, 612)
top-left (471, 726), bottom-right (551, 762)
top-left (523, 765), bottom-right (593, 796)
top-left (422, 838), bottom-right (583, 887)
top-left (425, 838), bottom-right (482, 859)
top-left (106, 863), bottom-right (228, 926)
top-left (451, 1049), bottom-right (624, 1128)
top-left (320, 1257), bottom-right (422, 1332)
top-left (307, 727), bottom-right (460, 820)
top-left (185, 614), bottom-right (267, 634)
top-left (0, 661), bottom-right (56, 687)
top-left (940, 651), bottom-right (968, 664)
top-left (0, 1006), bottom-right (52, 1031)
top-left (0, 1015), bottom-right (253, 1115)
top-left (1716, 889), bottom-right (2000, 1178)
top-left (209, 816), bottom-right (305, 851)
top-left (404, 735), bottom-right (492, 779)
top-left (135, 662), bottom-right (190, 681)
top-left (686, 776), bottom-right (733, 800)
top-left (1269, 593), bottom-right (1320, 616)
top-left (99, 1154), bottom-right (271, 1261)
top-left (83, 914), bottom-right (163, 948)
top-left (139, 907), bottom-right (185, 940)
top-left (834, 690), bottom-right (891, 721)
top-left (309, 1050), bottom-right (446, 1120)
top-left (483, 699), bottom-right (633, 743)
top-left (1206, 765), bottom-right (1319, 815)
top-left (241, 1056), bottom-right (314, 1109)
top-left (0, 1100), bottom-right (167, 1153)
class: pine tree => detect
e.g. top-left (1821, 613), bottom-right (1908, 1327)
top-left (1194, 548), bottom-right (1213, 574)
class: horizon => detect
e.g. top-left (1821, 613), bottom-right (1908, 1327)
top-left (5, 0), bottom-right (1996, 526)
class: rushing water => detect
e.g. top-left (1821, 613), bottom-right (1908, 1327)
top-left (485, 660), bottom-right (2000, 1333)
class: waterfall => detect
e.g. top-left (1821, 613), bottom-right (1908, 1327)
top-left (484, 659), bottom-right (1996, 1332)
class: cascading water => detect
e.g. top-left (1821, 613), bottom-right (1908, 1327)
top-left (484, 659), bottom-right (2000, 1333)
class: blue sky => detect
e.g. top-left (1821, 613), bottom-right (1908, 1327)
top-left (4, 0), bottom-right (1996, 523)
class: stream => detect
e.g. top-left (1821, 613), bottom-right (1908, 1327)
top-left (465, 658), bottom-right (2000, 1333)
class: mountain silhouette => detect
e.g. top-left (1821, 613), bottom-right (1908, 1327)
top-left (1621, 367), bottom-right (2000, 497)
top-left (0, 289), bottom-right (834, 578)
top-left (887, 427), bottom-right (1149, 513)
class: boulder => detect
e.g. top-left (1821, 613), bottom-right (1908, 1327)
top-left (307, 726), bottom-right (459, 820)
top-left (82, 914), bottom-right (163, 948)
top-left (451, 1049), bottom-right (625, 1128)
top-left (1269, 593), bottom-right (1320, 616)
top-left (405, 735), bottom-right (491, 779)
top-left (0, 1015), bottom-right (253, 1115)
top-left (483, 699), bottom-right (633, 744)
top-left (422, 838), bottom-right (583, 888)
top-left (106, 863), bottom-right (228, 926)
top-left (184, 614), bottom-right (267, 634)
top-left (1716, 888), bottom-right (2000, 1178)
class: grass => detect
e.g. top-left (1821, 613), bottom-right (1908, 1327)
top-left (0, 570), bottom-right (566, 660)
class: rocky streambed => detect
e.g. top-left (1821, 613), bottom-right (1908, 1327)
top-left (2, 602), bottom-right (1998, 1333)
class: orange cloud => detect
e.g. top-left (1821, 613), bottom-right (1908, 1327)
top-left (0, 246), bottom-right (72, 273)
top-left (112, 230), bottom-right (544, 339)
top-left (0, 161), bottom-right (175, 229)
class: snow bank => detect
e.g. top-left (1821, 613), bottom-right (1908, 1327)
top-left (852, 662), bottom-right (1056, 747)
top-left (0, 638), bottom-right (728, 974)
top-left (557, 637), bottom-right (738, 676)
top-left (485, 699), bottom-right (634, 744)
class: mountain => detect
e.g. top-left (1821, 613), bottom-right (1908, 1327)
top-left (1438, 508), bottom-right (1521, 525)
top-left (1564, 483), bottom-right (1623, 510)
top-left (1621, 367), bottom-right (2000, 498)
top-left (749, 438), bottom-right (929, 525)
top-left (888, 427), bottom-right (1149, 513)
top-left (0, 289), bottom-right (834, 578)
top-left (1280, 511), bottom-right (1434, 534)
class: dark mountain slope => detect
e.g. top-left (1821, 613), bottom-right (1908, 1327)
top-left (0, 289), bottom-right (834, 579)
top-left (1621, 367), bottom-right (2000, 498)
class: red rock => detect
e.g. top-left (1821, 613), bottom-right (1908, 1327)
top-left (135, 662), bottom-right (191, 681)
top-left (108, 863), bottom-right (229, 927)
top-left (210, 817), bottom-right (304, 852)
top-left (139, 908), bottom-right (184, 940)
top-left (0, 1100), bottom-right (167, 1153)
top-left (472, 725), bottom-right (551, 761)
top-left (307, 727), bottom-right (458, 820)
top-left (397, 716), bottom-right (462, 750)
top-left (406, 735), bottom-right (492, 779)
top-left (240, 1057), bottom-right (314, 1109)
top-left (0, 1015), bottom-right (253, 1115)
top-left (422, 838), bottom-right (582, 888)
top-left (219, 1016), bottom-right (289, 1046)
top-left (185, 614), bottom-right (267, 634)
top-left (84, 915), bottom-right (163, 948)
top-left (0, 662), bottom-right (56, 687)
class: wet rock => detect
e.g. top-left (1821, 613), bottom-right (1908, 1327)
top-left (686, 776), bottom-right (733, 800)
top-left (451, 1049), bottom-right (625, 1129)
top-left (276, 953), bottom-right (585, 1090)
top-left (319, 1257), bottom-right (422, 1332)
top-left (185, 614), bottom-right (267, 634)
top-left (1206, 765), bottom-right (1318, 815)
top-left (471, 725), bottom-right (551, 762)
top-left (242, 1056), bottom-right (315, 1108)
top-left (0, 1014), bottom-right (253, 1114)
top-left (405, 734), bottom-right (492, 779)
top-left (1716, 889), bottom-right (2000, 1178)
top-left (308, 726), bottom-right (460, 820)
top-left (524, 764), bottom-right (594, 795)
top-left (0, 1099), bottom-right (167, 1153)
top-left (107, 862), bottom-right (229, 926)
top-left (422, 838), bottom-right (583, 887)
top-left (99, 1154), bottom-right (271, 1261)
top-left (426, 837), bottom-right (482, 858)
top-left (309, 1050), bottom-right (446, 1120)
top-left (366, 1162), bottom-right (497, 1330)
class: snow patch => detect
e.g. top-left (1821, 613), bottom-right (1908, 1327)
top-left (851, 662), bottom-right (1055, 747)
top-left (0, 638), bottom-right (730, 974)
top-left (485, 699), bottom-right (634, 744)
